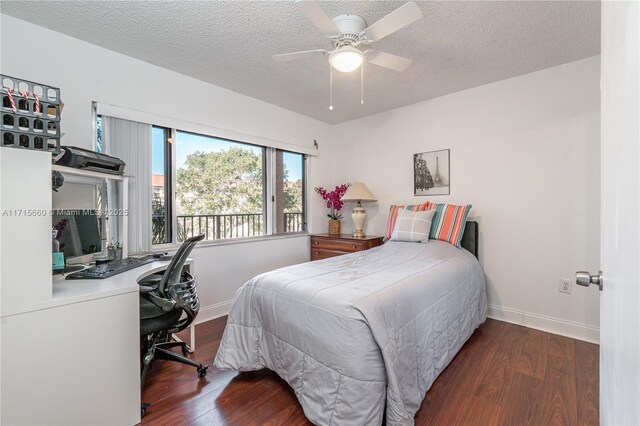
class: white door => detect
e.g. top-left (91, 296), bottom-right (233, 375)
top-left (599, 2), bottom-right (640, 425)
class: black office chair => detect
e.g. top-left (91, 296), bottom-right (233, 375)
top-left (138, 234), bottom-right (207, 415)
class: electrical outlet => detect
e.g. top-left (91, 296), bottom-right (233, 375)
top-left (559, 278), bottom-right (572, 294)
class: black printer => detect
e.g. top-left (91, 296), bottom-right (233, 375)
top-left (54, 146), bottom-right (126, 175)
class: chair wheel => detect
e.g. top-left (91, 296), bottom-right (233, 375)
top-left (143, 350), bottom-right (154, 366)
top-left (197, 365), bottom-right (208, 378)
top-left (141, 402), bottom-right (151, 417)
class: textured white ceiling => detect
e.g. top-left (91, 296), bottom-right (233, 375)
top-left (0, 1), bottom-right (600, 124)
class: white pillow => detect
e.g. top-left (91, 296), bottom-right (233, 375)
top-left (390, 208), bottom-right (436, 243)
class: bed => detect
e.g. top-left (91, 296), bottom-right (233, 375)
top-left (214, 222), bottom-right (487, 426)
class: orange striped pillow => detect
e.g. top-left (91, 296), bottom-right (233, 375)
top-left (429, 204), bottom-right (472, 248)
top-left (385, 202), bottom-right (433, 240)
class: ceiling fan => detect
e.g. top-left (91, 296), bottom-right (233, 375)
top-left (274, 1), bottom-right (423, 73)
top-left (273, 1), bottom-right (423, 109)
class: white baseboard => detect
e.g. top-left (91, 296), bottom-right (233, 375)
top-left (195, 300), bottom-right (233, 325)
top-left (487, 304), bottom-right (599, 344)
top-left (194, 301), bottom-right (600, 344)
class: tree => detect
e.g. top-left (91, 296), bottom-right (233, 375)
top-left (414, 154), bottom-right (434, 191)
top-left (284, 179), bottom-right (302, 212)
top-left (176, 147), bottom-right (301, 215)
top-left (152, 193), bottom-right (166, 244)
top-left (177, 147), bottom-right (263, 215)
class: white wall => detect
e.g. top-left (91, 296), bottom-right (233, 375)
top-left (0, 14), bottom-right (334, 314)
top-left (331, 57), bottom-right (601, 342)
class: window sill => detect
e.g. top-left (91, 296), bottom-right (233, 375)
top-left (147, 232), bottom-right (310, 253)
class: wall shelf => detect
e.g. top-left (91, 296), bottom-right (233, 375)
top-left (52, 164), bottom-right (131, 258)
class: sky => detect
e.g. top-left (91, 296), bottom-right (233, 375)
top-left (152, 128), bottom-right (302, 180)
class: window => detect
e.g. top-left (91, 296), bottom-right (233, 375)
top-left (152, 126), bottom-right (172, 244)
top-left (96, 115), bottom-right (103, 153)
top-left (146, 126), bottom-right (306, 246)
top-left (175, 130), bottom-right (266, 241)
top-left (275, 150), bottom-right (305, 234)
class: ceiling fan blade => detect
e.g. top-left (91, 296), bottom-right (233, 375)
top-left (296, 0), bottom-right (342, 38)
top-left (272, 49), bottom-right (328, 63)
top-left (366, 50), bottom-right (413, 72)
top-left (361, 2), bottom-right (423, 42)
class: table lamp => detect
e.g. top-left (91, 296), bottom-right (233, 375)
top-left (342, 182), bottom-right (377, 238)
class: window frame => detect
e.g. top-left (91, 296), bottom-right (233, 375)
top-left (271, 148), bottom-right (307, 234)
top-left (152, 128), bottom-right (307, 249)
top-left (151, 125), bottom-right (173, 245)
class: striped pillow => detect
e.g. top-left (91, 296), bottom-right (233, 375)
top-left (385, 202), bottom-right (433, 240)
top-left (429, 204), bottom-right (472, 248)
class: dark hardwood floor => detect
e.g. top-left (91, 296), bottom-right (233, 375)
top-left (141, 318), bottom-right (598, 426)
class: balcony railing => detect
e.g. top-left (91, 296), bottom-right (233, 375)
top-left (284, 212), bottom-right (304, 233)
top-left (160, 212), bottom-right (303, 242)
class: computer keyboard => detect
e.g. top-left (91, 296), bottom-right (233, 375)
top-left (66, 257), bottom-right (155, 280)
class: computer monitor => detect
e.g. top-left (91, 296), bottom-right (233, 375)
top-left (52, 209), bottom-right (102, 262)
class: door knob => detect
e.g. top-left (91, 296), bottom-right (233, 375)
top-left (576, 270), bottom-right (603, 291)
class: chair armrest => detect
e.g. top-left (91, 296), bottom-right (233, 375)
top-left (141, 292), bottom-right (176, 312)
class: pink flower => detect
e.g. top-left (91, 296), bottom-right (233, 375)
top-left (315, 183), bottom-right (351, 220)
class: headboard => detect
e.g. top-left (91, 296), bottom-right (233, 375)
top-left (461, 221), bottom-right (479, 258)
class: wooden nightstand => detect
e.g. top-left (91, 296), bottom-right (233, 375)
top-left (310, 234), bottom-right (384, 261)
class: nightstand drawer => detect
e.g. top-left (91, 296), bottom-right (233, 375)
top-left (310, 248), bottom-right (346, 260)
top-left (312, 238), bottom-right (366, 252)
top-left (309, 234), bottom-right (384, 261)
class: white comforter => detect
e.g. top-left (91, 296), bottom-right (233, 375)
top-left (214, 240), bottom-right (487, 425)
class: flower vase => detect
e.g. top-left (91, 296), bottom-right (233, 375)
top-left (328, 219), bottom-right (341, 235)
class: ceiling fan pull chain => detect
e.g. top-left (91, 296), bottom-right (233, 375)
top-left (329, 65), bottom-right (334, 111)
top-left (361, 63), bottom-right (364, 105)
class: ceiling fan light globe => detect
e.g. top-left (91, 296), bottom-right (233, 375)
top-left (329, 47), bottom-right (364, 73)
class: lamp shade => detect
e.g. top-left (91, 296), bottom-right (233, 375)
top-left (342, 182), bottom-right (377, 202)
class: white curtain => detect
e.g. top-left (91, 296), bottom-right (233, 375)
top-left (102, 116), bottom-right (152, 253)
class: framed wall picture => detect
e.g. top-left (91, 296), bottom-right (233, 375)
top-left (414, 149), bottom-right (450, 196)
